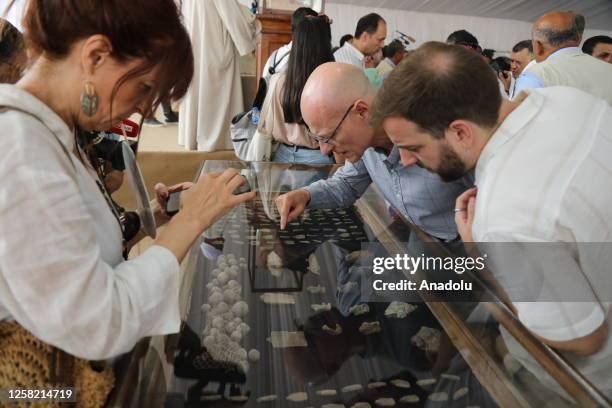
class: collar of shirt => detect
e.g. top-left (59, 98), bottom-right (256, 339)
top-left (476, 89), bottom-right (544, 182)
top-left (381, 145), bottom-right (401, 168)
top-left (547, 46), bottom-right (583, 60)
top-left (0, 84), bottom-right (74, 152)
top-left (523, 59), bottom-right (537, 73)
top-left (346, 42), bottom-right (365, 61)
top-left (383, 58), bottom-right (396, 68)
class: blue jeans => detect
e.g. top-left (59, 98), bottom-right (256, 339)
top-left (272, 143), bottom-right (334, 165)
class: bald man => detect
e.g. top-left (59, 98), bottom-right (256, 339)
top-left (275, 62), bottom-right (472, 243)
top-left (514, 11), bottom-right (612, 103)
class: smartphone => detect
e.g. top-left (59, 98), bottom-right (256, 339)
top-left (166, 190), bottom-right (181, 216)
top-left (234, 169), bottom-right (255, 195)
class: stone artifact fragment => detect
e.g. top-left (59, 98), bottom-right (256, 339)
top-left (322, 324), bottom-right (343, 335)
top-left (374, 398), bottom-right (396, 406)
top-left (257, 395), bottom-right (277, 403)
top-left (399, 395), bottom-right (420, 404)
top-left (260, 293), bottom-right (296, 305)
top-left (358, 321), bottom-right (381, 335)
top-left (316, 389), bottom-right (337, 396)
top-left (341, 384), bottom-right (363, 393)
top-left (269, 331), bottom-right (308, 348)
top-left (286, 392), bottom-right (308, 402)
top-left (428, 392), bottom-right (448, 402)
top-left (349, 304), bottom-right (369, 316)
top-left (390, 379), bottom-right (411, 389)
top-left (453, 387), bottom-right (468, 400)
top-left (416, 378), bottom-right (437, 387)
top-left (311, 303), bottom-right (332, 312)
top-left (384, 302), bottom-right (417, 319)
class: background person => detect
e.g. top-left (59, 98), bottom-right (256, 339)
top-left (582, 35), bottom-right (612, 64)
top-left (371, 41), bottom-right (612, 398)
top-left (261, 7), bottom-right (318, 85)
top-left (0, 18), bottom-right (26, 83)
top-left (514, 11), bottom-right (612, 103)
top-left (264, 16), bottom-right (336, 164)
top-left (334, 13), bottom-right (387, 69)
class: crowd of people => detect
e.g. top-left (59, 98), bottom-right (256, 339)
top-left (0, 0), bottom-right (611, 403)
top-left (269, 6), bottom-right (612, 400)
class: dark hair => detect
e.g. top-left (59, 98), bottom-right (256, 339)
top-left (11, 0), bottom-right (193, 117)
top-left (371, 41), bottom-right (501, 138)
top-left (339, 34), bottom-right (353, 48)
top-left (282, 16), bottom-right (334, 124)
top-left (489, 56), bottom-right (511, 75)
top-left (571, 12), bottom-right (585, 37)
top-left (292, 7), bottom-right (318, 31)
top-left (512, 39), bottom-right (533, 54)
top-left (446, 30), bottom-right (479, 49)
top-left (582, 35), bottom-right (612, 55)
top-left (534, 19), bottom-right (580, 47)
top-left (481, 48), bottom-right (495, 59)
top-left (383, 40), bottom-right (405, 59)
top-left (0, 18), bottom-right (25, 83)
top-left (355, 13), bottom-right (385, 39)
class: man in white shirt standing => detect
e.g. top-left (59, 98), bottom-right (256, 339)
top-left (514, 11), bottom-right (612, 104)
top-left (261, 7), bottom-right (318, 84)
top-left (334, 13), bottom-right (387, 70)
top-left (376, 39), bottom-right (407, 79)
top-left (509, 40), bottom-right (535, 99)
top-left (372, 41), bottom-right (612, 398)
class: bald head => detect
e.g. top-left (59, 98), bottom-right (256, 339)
top-left (532, 11), bottom-right (581, 61)
top-left (301, 62), bottom-right (375, 129)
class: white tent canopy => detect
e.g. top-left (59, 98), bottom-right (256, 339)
top-left (325, 0), bottom-right (612, 54)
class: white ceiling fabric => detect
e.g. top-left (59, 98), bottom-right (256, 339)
top-left (325, 1), bottom-right (612, 54)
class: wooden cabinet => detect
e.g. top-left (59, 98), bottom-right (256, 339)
top-left (255, 13), bottom-right (292, 85)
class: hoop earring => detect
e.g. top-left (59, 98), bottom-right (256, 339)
top-left (80, 82), bottom-right (99, 117)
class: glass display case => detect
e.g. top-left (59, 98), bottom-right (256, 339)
top-left (108, 161), bottom-right (611, 408)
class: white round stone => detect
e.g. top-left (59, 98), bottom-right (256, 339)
top-left (209, 292), bottom-right (223, 305)
top-left (217, 255), bottom-right (226, 264)
top-left (227, 280), bottom-right (239, 289)
top-left (215, 301), bottom-right (229, 314)
top-left (232, 301), bottom-right (249, 317)
top-left (237, 322), bottom-right (250, 336)
top-left (217, 272), bottom-right (230, 285)
top-left (212, 317), bottom-right (224, 329)
top-left (231, 330), bottom-right (243, 341)
top-left (248, 349), bottom-right (260, 362)
top-left (201, 304), bottom-right (211, 313)
top-left (211, 268), bottom-right (221, 277)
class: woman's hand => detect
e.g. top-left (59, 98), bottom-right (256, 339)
top-left (179, 168), bottom-right (256, 232)
top-left (151, 181), bottom-right (194, 225)
top-left (454, 187), bottom-right (477, 242)
top-left (156, 169), bottom-right (256, 263)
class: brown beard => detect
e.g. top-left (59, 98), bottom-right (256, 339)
top-left (434, 142), bottom-right (467, 182)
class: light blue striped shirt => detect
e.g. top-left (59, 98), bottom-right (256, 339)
top-left (304, 146), bottom-right (474, 240)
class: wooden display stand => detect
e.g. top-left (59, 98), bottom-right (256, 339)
top-left (255, 13), bottom-right (292, 86)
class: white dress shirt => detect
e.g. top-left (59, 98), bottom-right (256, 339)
top-left (510, 59), bottom-right (536, 99)
top-left (334, 42), bottom-right (365, 69)
top-left (473, 86), bottom-right (612, 397)
top-left (262, 42), bottom-right (292, 84)
top-left (0, 85), bottom-right (181, 360)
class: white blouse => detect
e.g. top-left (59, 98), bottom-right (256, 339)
top-left (0, 85), bottom-right (181, 360)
